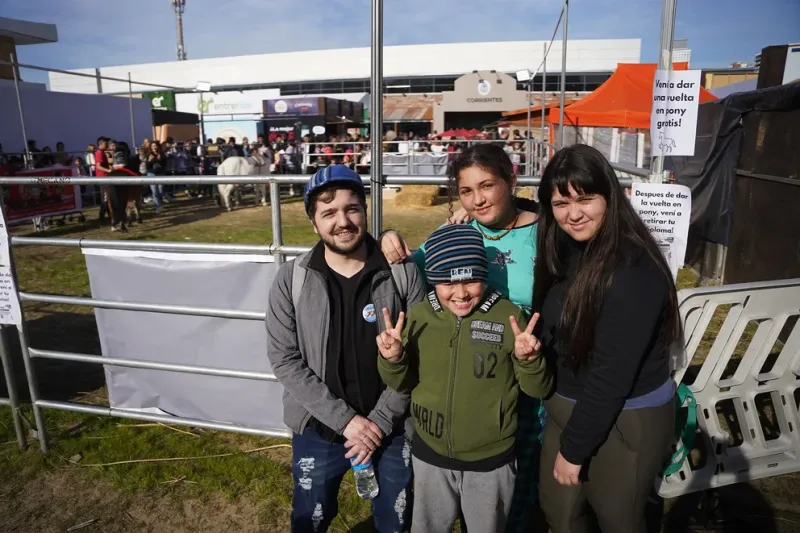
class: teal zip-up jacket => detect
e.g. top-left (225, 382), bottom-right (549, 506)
top-left (378, 288), bottom-right (553, 463)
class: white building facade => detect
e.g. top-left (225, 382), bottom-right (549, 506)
top-left (47, 39), bottom-right (641, 142)
top-left (49, 39), bottom-right (641, 96)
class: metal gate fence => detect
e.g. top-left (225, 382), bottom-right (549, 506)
top-left (4, 172), bottom-right (796, 500)
top-left (0, 173), bottom-right (585, 454)
top-left (0, 324), bottom-right (26, 450)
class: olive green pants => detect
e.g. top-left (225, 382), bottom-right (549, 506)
top-left (539, 393), bottom-right (675, 533)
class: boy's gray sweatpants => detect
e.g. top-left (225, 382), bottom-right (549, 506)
top-left (411, 455), bottom-right (516, 533)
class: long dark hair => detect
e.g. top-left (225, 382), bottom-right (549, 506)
top-left (532, 144), bottom-right (680, 371)
top-left (446, 143), bottom-right (515, 218)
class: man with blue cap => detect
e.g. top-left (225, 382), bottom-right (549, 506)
top-left (266, 165), bottom-right (425, 532)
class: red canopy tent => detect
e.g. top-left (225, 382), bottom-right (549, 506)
top-left (547, 62), bottom-right (717, 128)
top-left (545, 63), bottom-right (717, 166)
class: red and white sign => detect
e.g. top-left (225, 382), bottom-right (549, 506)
top-left (1, 165), bottom-right (82, 223)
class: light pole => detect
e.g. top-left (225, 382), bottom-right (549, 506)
top-left (516, 69), bottom-right (533, 176)
top-left (196, 81), bottom-right (211, 143)
top-left (558, 0), bottom-right (569, 149)
top-left (10, 54), bottom-right (31, 167)
top-left (369, 0), bottom-right (384, 237)
top-left (652, 0), bottom-right (677, 179)
top-left (128, 73), bottom-right (136, 148)
top-left (542, 41), bottom-right (547, 146)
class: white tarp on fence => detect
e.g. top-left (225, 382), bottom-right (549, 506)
top-left (83, 248), bottom-right (288, 433)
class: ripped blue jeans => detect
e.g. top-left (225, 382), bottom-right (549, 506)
top-left (291, 426), bottom-right (413, 533)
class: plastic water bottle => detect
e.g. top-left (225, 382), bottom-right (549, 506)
top-left (351, 458), bottom-right (379, 500)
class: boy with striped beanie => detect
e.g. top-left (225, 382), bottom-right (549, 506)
top-left (375, 224), bottom-right (553, 533)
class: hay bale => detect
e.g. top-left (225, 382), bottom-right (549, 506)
top-left (402, 185), bottom-right (440, 197)
top-left (515, 186), bottom-right (536, 200)
top-left (395, 192), bottom-right (437, 207)
top-left (394, 185), bottom-right (439, 207)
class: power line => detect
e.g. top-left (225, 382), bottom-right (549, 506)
top-left (534, 5), bottom-right (565, 76)
top-left (0, 59), bottom-right (192, 92)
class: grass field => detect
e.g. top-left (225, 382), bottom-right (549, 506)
top-left (0, 192), bottom-right (798, 532)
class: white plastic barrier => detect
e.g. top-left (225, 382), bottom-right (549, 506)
top-left (657, 278), bottom-right (800, 498)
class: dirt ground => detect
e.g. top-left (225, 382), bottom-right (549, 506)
top-left (1, 469), bottom-right (274, 533)
top-left (4, 467), bottom-right (800, 533)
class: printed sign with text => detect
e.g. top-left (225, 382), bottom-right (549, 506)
top-left (631, 183), bottom-right (692, 281)
top-left (0, 206), bottom-right (21, 325)
top-left (0, 236), bottom-right (8, 268)
top-left (0, 267), bottom-right (21, 326)
top-left (650, 70), bottom-right (702, 157)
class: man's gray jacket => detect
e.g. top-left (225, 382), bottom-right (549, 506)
top-left (265, 250), bottom-right (425, 437)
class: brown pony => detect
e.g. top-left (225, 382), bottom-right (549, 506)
top-left (106, 169), bottom-right (143, 232)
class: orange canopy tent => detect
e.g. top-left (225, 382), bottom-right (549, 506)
top-left (547, 63), bottom-right (717, 129)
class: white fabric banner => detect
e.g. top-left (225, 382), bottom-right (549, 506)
top-left (650, 69), bottom-right (702, 157)
top-left (630, 183), bottom-right (692, 280)
top-left (83, 249), bottom-right (289, 433)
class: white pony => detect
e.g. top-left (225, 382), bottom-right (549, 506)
top-left (216, 153), bottom-right (270, 211)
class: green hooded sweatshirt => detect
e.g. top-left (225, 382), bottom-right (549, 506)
top-left (378, 288), bottom-right (553, 463)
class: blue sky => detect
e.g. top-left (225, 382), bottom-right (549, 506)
top-left (7, 0), bottom-right (800, 86)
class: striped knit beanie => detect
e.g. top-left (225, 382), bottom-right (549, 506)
top-left (424, 224), bottom-right (489, 285)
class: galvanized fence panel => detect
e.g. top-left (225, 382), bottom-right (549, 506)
top-left (0, 326), bottom-right (26, 450)
top-left (0, 172), bottom-right (634, 453)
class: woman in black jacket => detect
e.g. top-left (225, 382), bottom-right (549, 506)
top-left (534, 144), bottom-right (679, 533)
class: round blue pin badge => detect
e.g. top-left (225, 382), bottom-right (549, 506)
top-left (362, 303), bottom-right (377, 323)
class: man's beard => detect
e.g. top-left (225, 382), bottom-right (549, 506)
top-left (320, 225), bottom-right (366, 255)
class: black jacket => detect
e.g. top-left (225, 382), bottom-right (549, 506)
top-left (306, 237), bottom-right (398, 442)
top-left (540, 239), bottom-right (672, 464)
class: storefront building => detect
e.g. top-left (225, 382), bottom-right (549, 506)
top-left (434, 71), bottom-right (530, 132)
top-left (260, 96), bottom-right (364, 140)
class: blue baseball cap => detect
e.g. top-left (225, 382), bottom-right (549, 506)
top-left (303, 165), bottom-right (366, 215)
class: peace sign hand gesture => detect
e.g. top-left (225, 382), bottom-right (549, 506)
top-left (509, 312), bottom-right (542, 361)
top-left (377, 308), bottom-right (405, 362)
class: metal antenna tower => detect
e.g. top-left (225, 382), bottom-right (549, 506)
top-left (172, 0), bottom-right (187, 61)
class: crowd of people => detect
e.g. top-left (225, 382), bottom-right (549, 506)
top-left (0, 128), bottom-right (541, 180)
top-left (294, 129), bottom-right (537, 175)
top-left (0, 130), bottom-right (545, 237)
top-left (0, 140), bottom-right (75, 168)
top-left (266, 143), bottom-right (679, 533)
